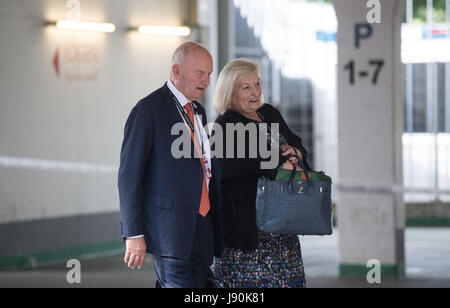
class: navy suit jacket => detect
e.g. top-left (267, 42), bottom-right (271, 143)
top-left (118, 83), bottom-right (223, 259)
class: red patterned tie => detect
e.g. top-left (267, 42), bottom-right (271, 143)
top-left (184, 102), bottom-right (210, 217)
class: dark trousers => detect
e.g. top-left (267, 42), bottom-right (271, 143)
top-left (152, 214), bottom-right (214, 288)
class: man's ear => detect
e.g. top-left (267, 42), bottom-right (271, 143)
top-left (172, 64), bottom-right (181, 81)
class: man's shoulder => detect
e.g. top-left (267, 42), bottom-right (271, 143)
top-left (138, 83), bottom-right (169, 108)
top-left (126, 84), bottom-right (169, 120)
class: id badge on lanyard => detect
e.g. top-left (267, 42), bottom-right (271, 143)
top-left (171, 94), bottom-right (213, 172)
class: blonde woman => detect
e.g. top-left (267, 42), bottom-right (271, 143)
top-left (212, 58), bottom-right (310, 288)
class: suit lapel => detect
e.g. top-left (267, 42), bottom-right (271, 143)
top-left (162, 84), bottom-right (218, 195)
top-left (161, 83), bottom-right (202, 167)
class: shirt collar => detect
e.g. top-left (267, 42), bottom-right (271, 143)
top-left (167, 79), bottom-right (190, 107)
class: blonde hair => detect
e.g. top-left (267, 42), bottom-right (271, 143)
top-left (213, 58), bottom-right (264, 115)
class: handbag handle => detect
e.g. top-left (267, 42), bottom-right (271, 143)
top-left (288, 153), bottom-right (313, 194)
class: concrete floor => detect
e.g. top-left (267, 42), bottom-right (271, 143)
top-left (1, 227), bottom-right (449, 288)
top-left (301, 227), bottom-right (450, 280)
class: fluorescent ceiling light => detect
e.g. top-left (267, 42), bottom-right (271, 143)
top-left (137, 25), bottom-right (191, 36)
top-left (55, 20), bottom-right (116, 33)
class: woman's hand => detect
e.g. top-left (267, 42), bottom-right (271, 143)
top-left (281, 145), bottom-right (303, 166)
top-left (281, 159), bottom-right (296, 170)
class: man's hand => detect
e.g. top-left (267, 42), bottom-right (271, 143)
top-left (124, 237), bottom-right (147, 270)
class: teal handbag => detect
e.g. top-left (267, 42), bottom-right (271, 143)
top-left (256, 159), bottom-right (333, 235)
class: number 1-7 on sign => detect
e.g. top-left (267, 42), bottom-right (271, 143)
top-left (344, 59), bottom-right (385, 85)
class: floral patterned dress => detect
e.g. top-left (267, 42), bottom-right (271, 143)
top-left (212, 232), bottom-right (306, 288)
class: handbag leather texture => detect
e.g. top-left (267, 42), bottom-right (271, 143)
top-left (256, 159), bottom-right (333, 236)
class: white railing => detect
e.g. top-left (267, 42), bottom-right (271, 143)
top-left (403, 133), bottom-right (450, 203)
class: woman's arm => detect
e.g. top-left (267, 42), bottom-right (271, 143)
top-left (270, 105), bottom-right (312, 170)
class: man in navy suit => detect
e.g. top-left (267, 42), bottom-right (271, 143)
top-left (118, 42), bottom-right (223, 288)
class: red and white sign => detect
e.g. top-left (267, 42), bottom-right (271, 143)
top-left (53, 42), bottom-right (100, 81)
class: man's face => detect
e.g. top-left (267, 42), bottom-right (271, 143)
top-left (173, 51), bottom-right (213, 101)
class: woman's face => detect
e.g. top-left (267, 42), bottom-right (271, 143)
top-left (231, 72), bottom-right (263, 116)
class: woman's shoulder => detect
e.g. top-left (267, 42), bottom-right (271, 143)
top-left (259, 103), bottom-right (279, 112)
top-left (215, 109), bottom-right (242, 125)
top-left (258, 103), bottom-right (282, 119)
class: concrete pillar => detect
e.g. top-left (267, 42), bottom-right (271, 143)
top-left (332, 0), bottom-right (405, 278)
top-left (217, 0), bottom-right (235, 72)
